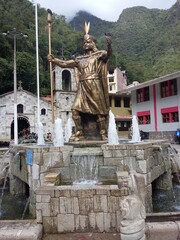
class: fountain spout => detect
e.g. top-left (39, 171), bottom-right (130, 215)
top-left (53, 118), bottom-right (64, 147)
top-left (129, 115), bottom-right (141, 143)
top-left (108, 110), bottom-right (119, 145)
top-left (65, 117), bottom-right (72, 142)
top-left (37, 122), bottom-right (45, 145)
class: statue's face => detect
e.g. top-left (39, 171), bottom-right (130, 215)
top-left (83, 39), bottom-right (94, 51)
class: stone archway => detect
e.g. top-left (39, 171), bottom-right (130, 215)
top-left (11, 116), bottom-right (30, 140)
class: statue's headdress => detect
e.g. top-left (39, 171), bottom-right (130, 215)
top-left (84, 21), bottom-right (96, 42)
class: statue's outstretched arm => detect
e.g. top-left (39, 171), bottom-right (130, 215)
top-left (47, 54), bottom-right (77, 68)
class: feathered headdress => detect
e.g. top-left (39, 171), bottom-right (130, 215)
top-left (84, 21), bottom-right (96, 42)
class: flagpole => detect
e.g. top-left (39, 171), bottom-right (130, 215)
top-left (35, 1), bottom-right (40, 126)
top-left (47, 9), bottom-right (54, 124)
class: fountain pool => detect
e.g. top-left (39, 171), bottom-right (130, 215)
top-left (0, 192), bottom-right (32, 220)
top-left (153, 182), bottom-right (180, 213)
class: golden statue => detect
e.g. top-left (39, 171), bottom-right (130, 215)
top-left (48, 22), bottom-right (112, 141)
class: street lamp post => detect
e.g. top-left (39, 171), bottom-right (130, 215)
top-left (2, 28), bottom-right (28, 144)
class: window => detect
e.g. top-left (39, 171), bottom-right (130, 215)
top-left (124, 97), bottom-right (130, 108)
top-left (160, 79), bottom-right (177, 98)
top-left (109, 77), bottom-right (114, 83)
top-left (114, 97), bottom-right (121, 107)
top-left (117, 121), bottom-right (131, 131)
top-left (62, 70), bottom-right (71, 91)
top-left (162, 113), bottom-right (170, 123)
top-left (171, 112), bottom-right (179, 122)
top-left (41, 108), bottom-right (46, 115)
top-left (161, 107), bottom-right (179, 123)
top-left (137, 111), bottom-right (151, 125)
top-left (137, 87), bottom-right (149, 103)
top-left (17, 104), bottom-right (23, 113)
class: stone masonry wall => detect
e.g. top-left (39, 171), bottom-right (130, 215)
top-left (101, 140), bottom-right (172, 212)
top-left (36, 185), bottom-right (127, 233)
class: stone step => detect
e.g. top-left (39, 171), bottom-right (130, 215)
top-left (44, 172), bottom-right (61, 185)
top-left (43, 232), bottom-right (120, 240)
top-left (0, 220), bottom-right (42, 240)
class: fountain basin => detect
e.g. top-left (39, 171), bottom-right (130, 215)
top-left (4, 139), bottom-right (178, 234)
top-left (7, 140), bottom-right (173, 213)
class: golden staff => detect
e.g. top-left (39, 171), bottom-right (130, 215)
top-left (47, 9), bottom-right (54, 124)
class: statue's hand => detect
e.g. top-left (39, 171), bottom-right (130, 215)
top-left (47, 54), bottom-right (54, 62)
top-left (105, 33), bottom-right (112, 45)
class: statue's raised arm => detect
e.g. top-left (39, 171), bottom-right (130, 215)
top-left (104, 32), bottom-right (112, 61)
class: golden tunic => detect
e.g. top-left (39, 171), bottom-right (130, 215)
top-left (54, 50), bottom-right (110, 116)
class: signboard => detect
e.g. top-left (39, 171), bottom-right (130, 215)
top-left (26, 149), bottom-right (33, 165)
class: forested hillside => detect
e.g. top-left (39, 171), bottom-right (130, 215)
top-left (113, 1), bottom-right (180, 81)
top-left (0, 0), bottom-right (179, 95)
top-left (0, 0), bottom-right (82, 95)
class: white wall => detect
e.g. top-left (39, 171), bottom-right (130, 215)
top-left (132, 76), bottom-right (180, 133)
top-left (0, 90), bottom-right (55, 140)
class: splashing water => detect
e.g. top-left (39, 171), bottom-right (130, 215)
top-left (53, 118), bottom-right (64, 147)
top-left (65, 117), bottom-right (72, 142)
top-left (129, 115), bottom-right (141, 143)
top-left (37, 122), bottom-right (45, 145)
top-left (72, 154), bottom-right (98, 185)
top-left (108, 110), bottom-right (119, 145)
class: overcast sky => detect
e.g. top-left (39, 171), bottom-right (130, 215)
top-left (32, 0), bottom-right (176, 22)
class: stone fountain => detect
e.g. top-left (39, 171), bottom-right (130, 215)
top-left (0, 114), bottom-right (180, 239)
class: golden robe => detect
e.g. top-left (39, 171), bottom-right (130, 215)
top-left (54, 50), bottom-right (110, 116)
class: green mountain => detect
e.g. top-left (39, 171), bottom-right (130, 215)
top-left (69, 1), bottom-right (180, 83)
top-left (0, 0), bottom-right (179, 95)
top-left (112, 1), bottom-right (180, 81)
top-left (69, 10), bottom-right (114, 38)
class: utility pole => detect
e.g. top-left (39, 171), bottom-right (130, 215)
top-left (2, 28), bottom-right (28, 144)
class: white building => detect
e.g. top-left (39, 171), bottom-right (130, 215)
top-left (107, 67), bottom-right (127, 93)
top-left (119, 71), bottom-right (180, 141)
top-left (0, 64), bottom-right (77, 143)
top-left (0, 86), bottom-right (59, 142)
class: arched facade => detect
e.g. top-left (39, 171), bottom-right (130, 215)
top-left (62, 70), bottom-right (71, 91)
top-left (0, 89), bottom-right (57, 142)
top-left (53, 66), bottom-right (77, 127)
top-left (11, 116), bottom-right (30, 140)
